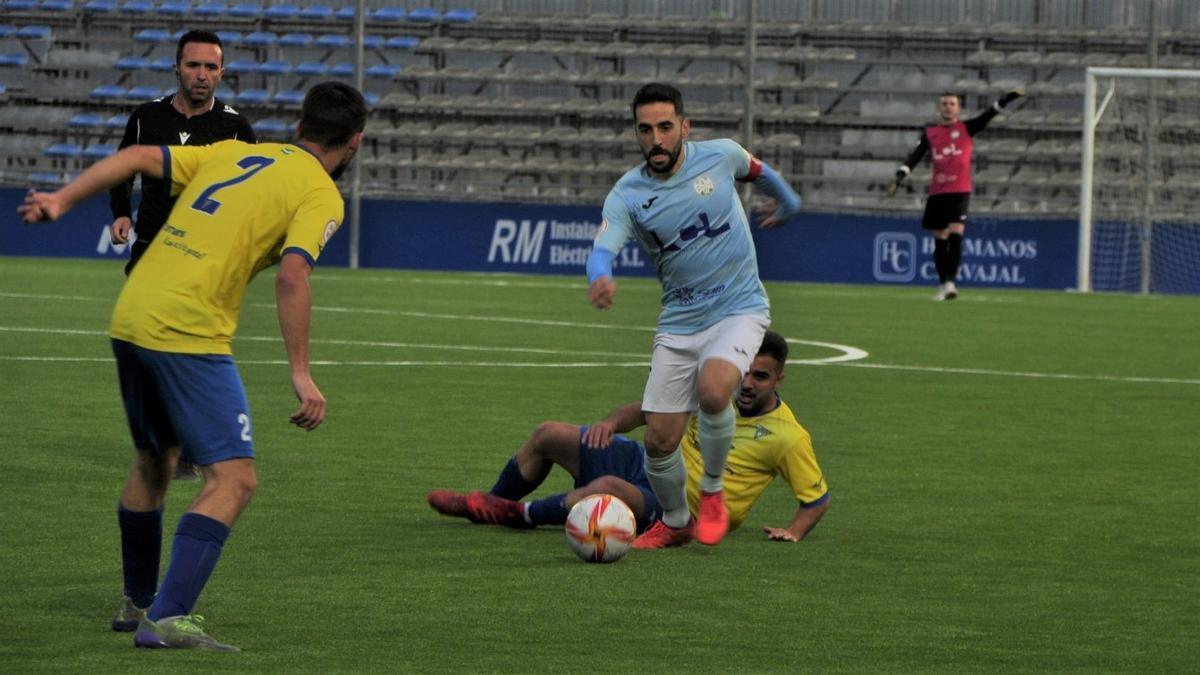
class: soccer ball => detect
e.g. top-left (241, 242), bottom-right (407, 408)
top-left (564, 494), bottom-right (637, 563)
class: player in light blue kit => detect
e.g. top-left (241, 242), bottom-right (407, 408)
top-left (586, 82), bottom-right (802, 549)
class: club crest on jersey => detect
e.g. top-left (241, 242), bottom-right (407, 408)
top-left (322, 219), bottom-right (337, 247)
top-left (950, 130), bottom-right (960, 139)
top-left (693, 175), bottom-right (714, 197)
top-left (596, 218), bottom-right (609, 239)
top-left (178, 131), bottom-right (191, 144)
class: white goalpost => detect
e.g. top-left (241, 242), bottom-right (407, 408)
top-left (1078, 66), bottom-right (1200, 294)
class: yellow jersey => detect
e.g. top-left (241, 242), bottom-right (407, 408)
top-left (682, 399), bottom-right (828, 530)
top-left (110, 140), bottom-right (343, 354)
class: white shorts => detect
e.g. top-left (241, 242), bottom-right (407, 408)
top-left (641, 313), bottom-right (770, 414)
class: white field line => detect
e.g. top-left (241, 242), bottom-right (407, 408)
top-left (2, 325), bottom-right (1196, 385)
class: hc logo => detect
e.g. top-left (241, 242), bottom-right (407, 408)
top-left (873, 232), bottom-right (917, 282)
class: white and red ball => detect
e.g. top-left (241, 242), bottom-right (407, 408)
top-left (564, 494), bottom-right (637, 563)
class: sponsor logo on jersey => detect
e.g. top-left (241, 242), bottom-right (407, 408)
top-left (641, 196), bottom-right (658, 209)
top-left (178, 131), bottom-right (191, 144)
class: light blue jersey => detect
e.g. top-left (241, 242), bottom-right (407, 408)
top-left (596, 139), bottom-right (769, 334)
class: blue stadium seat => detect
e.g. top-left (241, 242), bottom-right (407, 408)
top-left (366, 63), bottom-right (399, 79)
top-left (115, 55), bottom-right (149, 70)
top-left (224, 59), bottom-right (256, 74)
top-left (148, 57), bottom-right (174, 71)
top-left (226, 2), bottom-right (258, 17)
top-left (83, 144), bottom-right (118, 158)
top-left (119, 0), bottom-right (154, 13)
top-left (334, 6), bottom-right (353, 20)
top-left (252, 117), bottom-right (289, 134)
top-left (258, 59), bottom-right (291, 75)
top-left (90, 84), bottom-right (127, 99)
top-left (385, 36), bottom-right (419, 50)
top-left (135, 28), bottom-right (172, 43)
top-left (30, 172), bottom-right (66, 185)
top-left (215, 30), bottom-right (242, 45)
top-left (242, 31), bottom-right (278, 46)
top-left (315, 34), bottom-right (350, 49)
top-left (236, 88), bottom-right (269, 104)
top-left (17, 25), bottom-right (53, 40)
top-left (264, 4), bottom-right (297, 19)
top-left (127, 85), bottom-right (162, 100)
top-left (271, 89), bottom-right (304, 105)
top-left (371, 7), bottom-right (405, 21)
top-left (40, 0), bottom-right (74, 11)
top-left (363, 35), bottom-right (384, 49)
top-left (294, 61), bottom-right (327, 76)
top-left (194, 2), bottom-right (226, 16)
top-left (444, 8), bottom-right (476, 23)
top-left (363, 91), bottom-right (379, 106)
top-left (45, 142), bottom-right (83, 158)
top-left (4, 0), bottom-right (36, 10)
top-left (0, 53), bottom-right (30, 67)
top-left (105, 113), bottom-right (129, 128)
top-left (157, 1), bottom-right (191, 15)
top-left (83, 0), bottom-right (118, 11)
top-left (329, 62), bottom-right (353, 77)
top-left (299, 5), bottom-right (331, 21)
top-left (0, 83), bottom-right (8, 95)
top-left (406, 7), bottom-right (439, 22)
top-left (68, 112), bottom-right (108, 128)
top-left (279, 32), bottom-right (313, 47)
top-left (0, 25), bottom-right (15, 38)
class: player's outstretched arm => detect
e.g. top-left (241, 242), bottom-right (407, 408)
top-left (276, 253), bottom-right (325, 431)
top-left (748, 159), bottom-right (801, 228)
top-left (762, 499), bottom-right (829, 542)
top-left (583, 401), bottom-right (647, 448)
top-left (18, 146), bottom-right (164, 223)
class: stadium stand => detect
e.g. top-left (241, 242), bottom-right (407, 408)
top-left (0, 0), bottom-right (1197, 214)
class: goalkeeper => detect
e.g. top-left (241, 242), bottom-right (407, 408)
top-left (427, 330), bottom-right (830, 543)
top-left (887, 88), bottom-right (1024, 301)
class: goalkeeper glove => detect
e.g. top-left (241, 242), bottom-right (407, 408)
top-left (1000, 88), bottom-right (1025, 107)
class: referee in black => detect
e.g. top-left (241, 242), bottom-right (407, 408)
top-left (109, 30), bottom-right (256, 273)
top-left (109, 30), bottom-right (255, 480)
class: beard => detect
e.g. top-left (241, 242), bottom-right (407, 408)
top-left (329, 152), bottom-right (354, 181)
top-left (644, 143), bottom-right (682, 176)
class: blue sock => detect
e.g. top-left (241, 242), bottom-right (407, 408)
top-left (489, 456), bottom-right (543, 500)
top-left (148, 513), bottom-right (230, 621)
top-left (527, 493), bottom-right (568, 526)
top-left (118, 504), bottom-right (163, 609)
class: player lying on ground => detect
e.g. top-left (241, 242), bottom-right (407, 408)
top-left (428, 331), bottom-right (829, 543)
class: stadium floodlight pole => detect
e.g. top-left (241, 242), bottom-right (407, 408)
top-left (1078, 66), bottom-right (1200, 293)
top-left (740, 0), bottom-right (757, 206)
top-left (348, 0), bottom-right (366, 270)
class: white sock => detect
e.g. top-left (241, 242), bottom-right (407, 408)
top-left (698, 404), bottom-right (734, 493)
top-left (643, 448), bottom-right (690, 528)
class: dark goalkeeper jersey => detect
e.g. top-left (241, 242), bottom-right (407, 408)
top-left (109, 94), bottom-right (255, 270)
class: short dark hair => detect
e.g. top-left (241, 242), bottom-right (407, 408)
top-left (298, 82), bottom-right (368, 149)
top-left (631, 82), bottom-right (684, 119)
top-left (175, 30), bottom-right (223, 65)
top-left (757, 330), bottom-right (789, 369)
top-left (939, 91), bottom-right (962, 104)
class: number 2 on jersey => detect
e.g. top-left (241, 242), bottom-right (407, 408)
top-left (191, 156), bottom-right (276, 215)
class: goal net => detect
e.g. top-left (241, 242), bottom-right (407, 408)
top-left (1078, 67), bottom-right (1200, 294)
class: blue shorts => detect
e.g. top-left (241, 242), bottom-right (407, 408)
top-left (111, 339), bottom-right (255, 466)
top-left (576, 428), bottom-right (663, 531)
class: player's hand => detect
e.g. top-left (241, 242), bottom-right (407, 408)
top-left (17, 189), bottom-right (64, 223)
top-left (588, 276), bottom-right (615, 310)
top-left (110, 216), bottom-right (132, 245)
top-left (582, 421), bottom-right (617, 449)
top-left (762, 526), bottom-right (798, 542)
top-left (1000, 88), bottom-right (1025, 107)
top-left (289, 373), bottom-right (326, 431)
top-left (885, 181), bottom-right (899, 198)
top-left (754, 198), bottom-right (799, 230)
